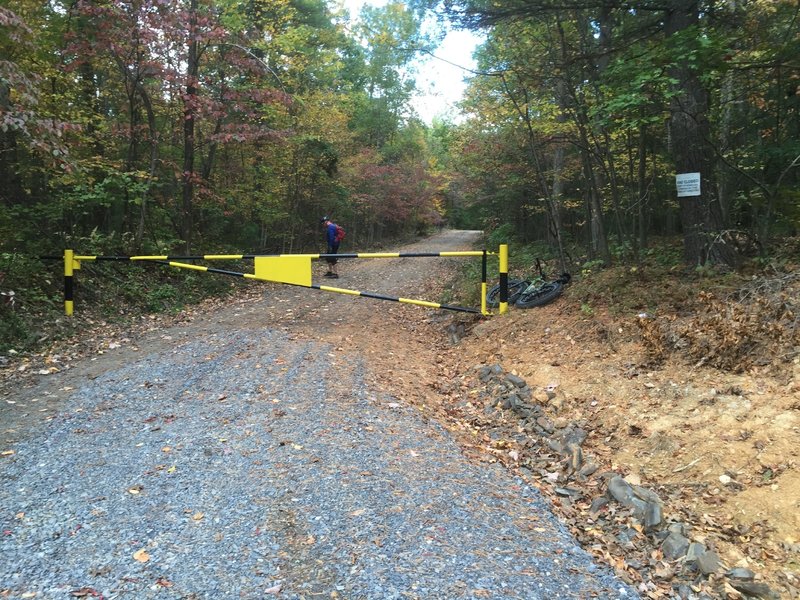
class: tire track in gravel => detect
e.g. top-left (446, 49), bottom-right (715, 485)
top-left (1, 231), bottom-right (638, 599)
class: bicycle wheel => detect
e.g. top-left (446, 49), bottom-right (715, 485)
top-left (486, 279), bottom-right (528, 308)
top-left (515, 281), bottom-right (563, 308)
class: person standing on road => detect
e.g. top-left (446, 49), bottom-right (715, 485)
top-left (321, 216), bottom-right (340, 279)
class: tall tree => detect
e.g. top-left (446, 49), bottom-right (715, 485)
top-left (663, 0), bottom-right (733, 265)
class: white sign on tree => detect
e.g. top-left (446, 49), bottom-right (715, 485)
top-left (676, 172), bottom-right (701, 197)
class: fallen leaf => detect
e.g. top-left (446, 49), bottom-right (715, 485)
top-left (192, 512), bottom-right (204, 521)
top-left (133, 549), bottom-right (150, 563)
top-left (1, 450), bottom-right (14, 457)
top-left (70, 588), bottom-right (101, 598)
top-left (265, 584), bottom-right (282, 594)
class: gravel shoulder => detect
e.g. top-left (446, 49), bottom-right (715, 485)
top-left (1, 231), bottom-right (637, 599)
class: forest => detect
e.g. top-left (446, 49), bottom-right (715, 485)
top-left (1, 0), bottom-right (799, 349)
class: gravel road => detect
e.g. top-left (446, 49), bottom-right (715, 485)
top-left (1, 231), bottom-right (637, 599)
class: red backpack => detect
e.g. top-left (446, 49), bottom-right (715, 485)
top-left (334, 224), bottom-right (345, 243)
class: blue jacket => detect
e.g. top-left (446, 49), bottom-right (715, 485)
top-left (326, 222), bottom-right (339, 246)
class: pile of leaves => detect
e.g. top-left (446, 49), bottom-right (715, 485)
top-left (637, 271), bottom-right (799, 372)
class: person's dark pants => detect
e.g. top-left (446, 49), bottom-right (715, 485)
top-left (326, 243), bottom-right (339, 273)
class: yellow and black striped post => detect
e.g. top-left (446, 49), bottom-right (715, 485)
top-left (64, 249), bottom-right (74, 316)
top-left (481, 250), bottom-right (488, 315)
top-left (499, 244), bottom-right (509, 315)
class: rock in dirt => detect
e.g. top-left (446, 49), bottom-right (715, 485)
top-left (728, 580), bottom-right (780, 599)
top-left (590, 496), bottom-right (609, 514)
top-left (606, 475), bottom-right (662, 520)
top-left (661, 532), bottom-right (690, 560)
top-left (505, 373), bottom-right (527, 388)
top-left (726, 567), bottom-right (755, 581)
top-left (536, 416), bottom-right (555, 434)
top-left (565, 443), bottom-right (583, 471)
top-left (644, 499), bottom-right (663, 531)
top-left (685, 542), bottom-right (706, 562)
top-left (696, 550), bottom-right (721, 575)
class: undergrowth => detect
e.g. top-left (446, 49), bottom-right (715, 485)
top-left (0, 253), bottom-right (245, 356)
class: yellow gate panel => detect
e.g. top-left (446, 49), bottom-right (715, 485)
top-left (254, 256), bottom-right (312, 287)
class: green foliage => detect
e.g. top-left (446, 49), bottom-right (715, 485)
top-left (142, 283), bottom-right (179, 313)
top-left (643, 242), bottom-right (684, 267)
top-left (580, 259), bottom-right (606, 277)
top-left (0, 252), bottom-right (61, 353)
top-left (485, 223), bottom-right (515, 249)
top-left (609, 237), bottom-right (635, 263)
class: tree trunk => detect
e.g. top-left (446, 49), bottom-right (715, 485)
top-left (181, 0), bottom-right (199, 253)
top-left (136, 84), bottom-right (158, 250)
top-left (576, 119), bottom-right (610, 264)
top-left (665, 0), bottom-right (734, 267)
top-left (637, 123), bottom-right (649, 253)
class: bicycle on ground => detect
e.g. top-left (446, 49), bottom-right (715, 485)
top-left (486, 259), bottom-right (571, 309)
